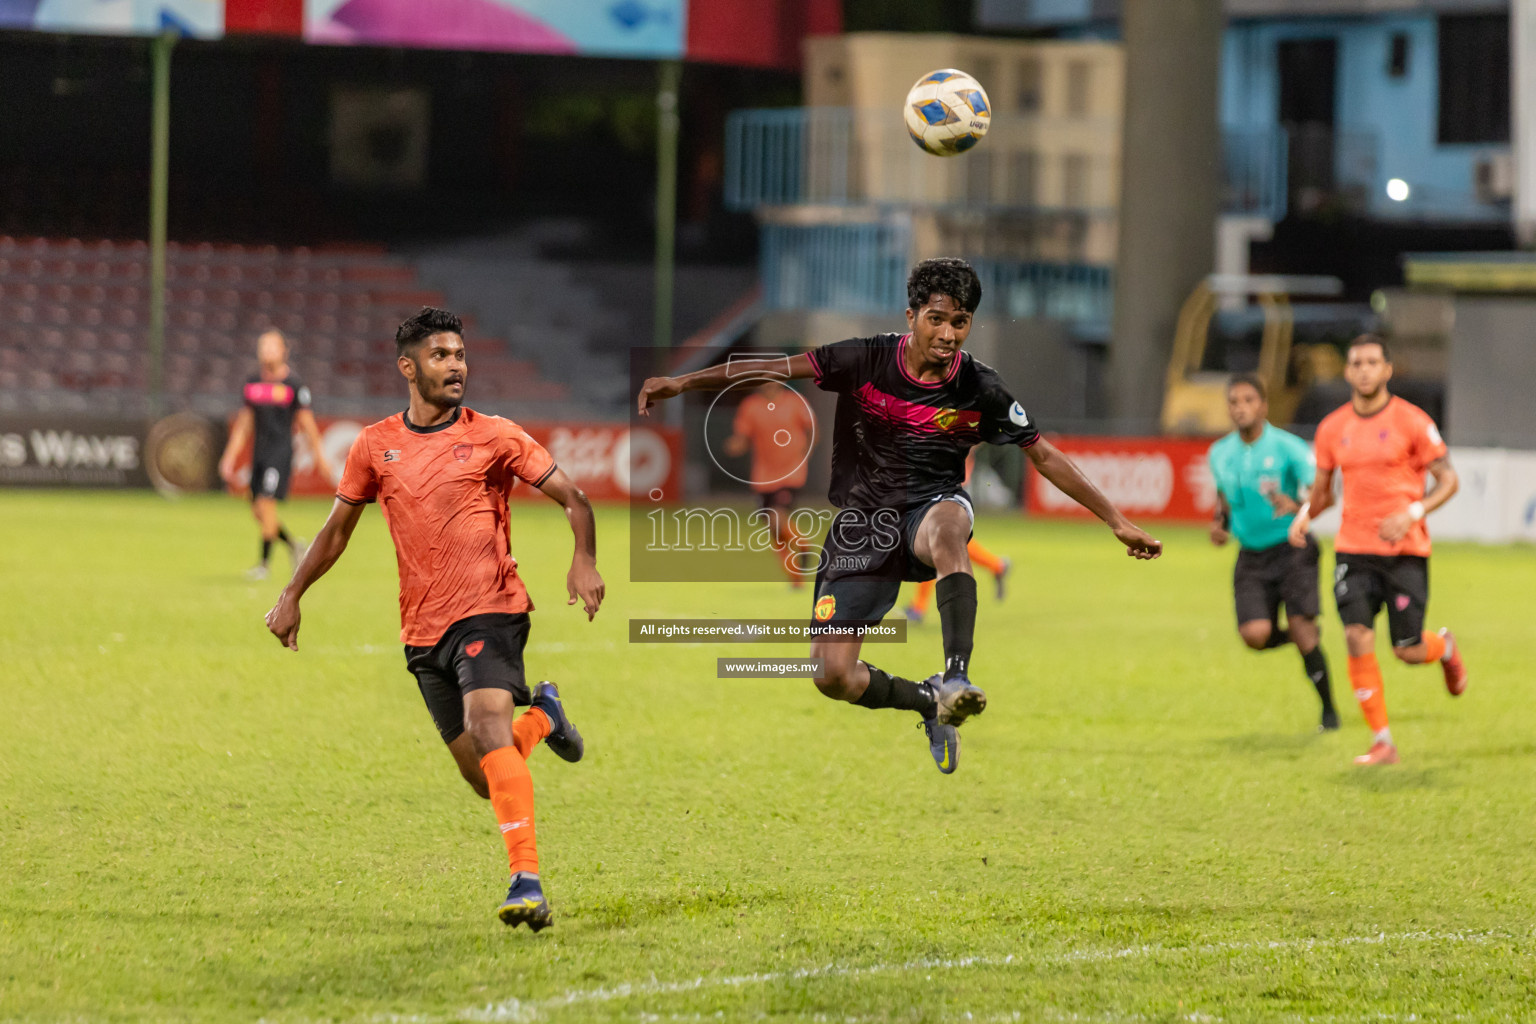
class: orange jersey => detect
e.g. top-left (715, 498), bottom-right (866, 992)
top-left (1313, 395), bottom-right (1447, 558)
top-left (336, 407), bottom-right (556, 646)
top-left (732, 390), bottom-right (816, 492)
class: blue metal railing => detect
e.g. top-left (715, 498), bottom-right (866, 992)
top-left (759, 221), bottom-right (911, 313)
top-left (973, 259), bottom-right (1113, 324)
top-left (735, 109), bottom-right (1285, 322)
top-left (759, 221), bottom-right (1113, 324)
top-left (726, 108), bottom-right (1289, 222)
top-left (1221, 127), bottom-right (1288, 222)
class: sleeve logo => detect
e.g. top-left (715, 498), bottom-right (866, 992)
top-left (1427, 422), bottom-right (1443, 446)
top-left (1008, 402), bottom-right (1030, 427)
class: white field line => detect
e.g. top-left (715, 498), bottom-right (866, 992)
top-left (371, 927), bottom-right (1511, 1024)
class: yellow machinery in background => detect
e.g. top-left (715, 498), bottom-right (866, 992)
top-left (1161, 274), bottom-right (1343, 435)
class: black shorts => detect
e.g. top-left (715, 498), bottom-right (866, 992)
top-left (809, 492), bottom-right (973, 630)
top-left (403, 612), bottom-right (532, 743)
top-left (1233, 536), bottom-right (1321, 627)
top-left (1333, 553), bottom-right (1430, 648)
top-left (251, 460), bottom-right (291, 501)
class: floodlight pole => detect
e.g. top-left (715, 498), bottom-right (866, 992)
top-left (654, 59), bottom-right (682, 349)
top-left (148, 30), bottom-right (176, 417)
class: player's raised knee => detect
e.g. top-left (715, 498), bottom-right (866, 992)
top-left (1238, 622), bottom-right (1271, 650)
top-left (813, 664), bottom-right (855, 700)
top-left (463, 709), bottom-right (509, 757)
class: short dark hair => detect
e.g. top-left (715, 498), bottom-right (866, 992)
top-left (1227, 372), bottom-right (1266, 401)
top-left (907, 257), bottom-right (983, 313)
top-left (396, 306), bottom-right (463, 357)
top-left (1348, 333), bottom-right (1391, 362)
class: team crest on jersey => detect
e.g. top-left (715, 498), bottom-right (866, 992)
top-left (384, 450), bottom-right (402, 462)
top-left (464, 640), bottom-right (485, 658)
top-left (814, 594), bottom-right (836, 621)
top-left (453, 443), bottom-right (473, 462)
top-left (932, 407), bottom-right (959, 430)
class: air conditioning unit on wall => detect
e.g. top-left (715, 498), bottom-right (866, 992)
top-left (330, 86), bottom-right (431, 190)
top-left (1474, 151), bottom-right (1514, 203)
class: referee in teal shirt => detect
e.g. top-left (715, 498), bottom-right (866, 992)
top-left (1208, 373), bottom-right (1338, 731)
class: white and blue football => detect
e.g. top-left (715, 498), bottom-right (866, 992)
top-left (903, 68), bottom-right (992, 157)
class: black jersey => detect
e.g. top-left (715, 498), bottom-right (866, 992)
top-left (807, 333), bottom-right (1039, 510)
top-left (243, 373), bottom-right (311, 467)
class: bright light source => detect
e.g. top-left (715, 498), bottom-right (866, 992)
top-left (1386, 178), bottom-right (1411, 202)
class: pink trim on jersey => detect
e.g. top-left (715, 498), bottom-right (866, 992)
top-left (806, 349), bottom-right (824, 382)
top-left (897, 333), bottom-right (962, 388)
top-left (245, 381), bottom-right (292, 406)
top-left (852, 381), bottom-right (981, 434)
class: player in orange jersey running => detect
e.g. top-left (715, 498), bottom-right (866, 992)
top-left (1289, 335), bottom-right (1466, 766)
top-left (724, 379), bottom-right (816, 584)
top-left (263, 308), bottom-right (603, 929)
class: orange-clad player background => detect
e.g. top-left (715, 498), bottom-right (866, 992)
top-left (725, 378), bottom-right (816, 583)
top-left (265, 307), bottom-right (602, 930)
top-left (1289, 335), bottom-right (1467, 766)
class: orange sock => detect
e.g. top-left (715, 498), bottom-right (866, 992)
top-left (511, 707), bottom-right (551, 760)
top-left (911, 578), bottom-right (935, 614)
top-left (1420, 630), bottom-right (1447, 664)
top-left (967, 539), bottom-right (1005, 577)
top-left (480, 746), bottom-right (538, 876)
top-left (1347, 653), bottom-right (1389, 734)
top-left (777, 521), bottom-right (807, 581)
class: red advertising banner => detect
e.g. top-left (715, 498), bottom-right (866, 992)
top-left (1026, 435), bottom-right (1218, 523)
top-left (226, 416), bottom-right (682, 502)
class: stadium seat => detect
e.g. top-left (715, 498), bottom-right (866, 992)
top-left (2, 235), bottom-right (574, 409)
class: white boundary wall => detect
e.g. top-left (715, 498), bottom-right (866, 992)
top-left (1430, 448), bottom-right (1536, 544)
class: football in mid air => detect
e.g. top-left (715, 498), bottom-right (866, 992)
top-left (903, 69), bottom-right (991, 157)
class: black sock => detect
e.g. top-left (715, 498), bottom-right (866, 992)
top-left (854, 664), bottom-right (936, 714)
top-left (276, 526), bottom-right (293, 546)
top-left (1302, 646), bottom-right (1334, 711)
top-left (260, 539), bottom-right (272, 564)
top-left (935, 573), bottom-right (977, 679)
top-left (1263, 627), bottom-right (1291, 649)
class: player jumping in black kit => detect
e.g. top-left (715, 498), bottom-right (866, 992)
top-left (638, 259), bottom-right (1162, 773)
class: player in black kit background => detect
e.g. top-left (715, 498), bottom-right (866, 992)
top-left (638, 258), bottom-right (1162, 774)
top-left (218, 329), bottom-right (336, 579)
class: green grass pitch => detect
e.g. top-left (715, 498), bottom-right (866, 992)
top-left (2, 490), bottom-right (1534, 1022)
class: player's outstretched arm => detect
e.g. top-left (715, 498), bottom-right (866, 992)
top-left (264, 497), bottom-right (366, 650)
top-left (637, 353), bottom-right (816, 416)
top-left (1025, 438), bottom-right (1162, 560)
top-left (218, 407), bottom-right (253, 486)
top-left (1288, 470), bottom-right (1336, 547)
top-left (537, 468), bottom-right (605, 621)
